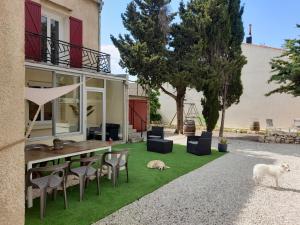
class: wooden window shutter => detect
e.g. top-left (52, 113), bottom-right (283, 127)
top-left (69, 17), bottom-right (83, 68)
top-left (25, 0), bottom-right (42, 61)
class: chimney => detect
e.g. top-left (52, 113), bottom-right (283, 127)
top-left (246, 24), bottom-right (252, 44)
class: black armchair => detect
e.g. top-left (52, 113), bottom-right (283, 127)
top-left (186, 131), bottom-right (212, 156)
top-left (87, 127), bottom-right (102, 140)
top-left (87, 124), bottom-right (120, 141)
top-left (147, 126), bottom-right (164, 140)
top-left (106, 123), bottom-right (120, 141)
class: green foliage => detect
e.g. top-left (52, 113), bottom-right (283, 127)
top-left (224, 0), bottom-right (247, 108)
top-left (149, 89), bottom-right (162, 121)
top-left (111, 0), bottom-right (174, 88)
top-left (219, 137), bottom-right (228, 144)
top-left (201, 86), bottom-right (220, 132)
top-left (25, 143), bottom-right (224, 225)
top-left (197, 114), bottom-right (206, 126)
top-left (266, 24), bottom-right (300, 97)
top-left (179, 0), bottom-right (246, 132)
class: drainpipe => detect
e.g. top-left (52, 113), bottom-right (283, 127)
top-left (98, 0), bottom-right (104, 52)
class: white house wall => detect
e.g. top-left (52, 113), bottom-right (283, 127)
top-left (159, 44), bottom-right (300, 130)
top-left (106, 80), bottom-right (125, 138)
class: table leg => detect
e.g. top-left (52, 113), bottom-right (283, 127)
top-left (27, 162), bottom-right (33, 208)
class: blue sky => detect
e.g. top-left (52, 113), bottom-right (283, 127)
top-left (101, 0), bottom-right (300, 74)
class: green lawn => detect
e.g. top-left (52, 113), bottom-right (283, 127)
top-left (25, 142), bottom-right (224, 225)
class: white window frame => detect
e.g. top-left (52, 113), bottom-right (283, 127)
top-left (85, 77), bottom-right (106, 141)
top-left (53, 72), bottom-right (82, 136)
top-left (27, 81), bottom-right (53, 124)
top-left (41, 10), bottom-right (66, 41)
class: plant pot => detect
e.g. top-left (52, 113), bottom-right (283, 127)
top-left (218, 143), bottom-right (227, 152)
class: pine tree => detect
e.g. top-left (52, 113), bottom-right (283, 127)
top-left (218, 0), bottom-right (247, 137)
top-left (111, 0), bottom-right (200, 134)
top-left (266, 25), bottom-right (300, 97)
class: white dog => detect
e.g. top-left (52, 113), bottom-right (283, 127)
top-left (253, 163), bottom-right (290, 187)
top-left (147, 160), bottom-right (170, 170)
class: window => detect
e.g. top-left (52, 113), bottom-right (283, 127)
top-left (28, 86), bottom-right (53, 122)
top-left (41, 12), bottom-right (63, 65)
top-left (25, 69), bottom-right (81, 138)
top-left (55, 74), bottom-right (81, 134)
top-left (26, 69), bottom-right (53, 138)
top-left (86, 77), bottom-right (104, 88)
top-left (41, 16), bottom-right (47, 62)
top-left (50, 19), bottom-right (59, 64)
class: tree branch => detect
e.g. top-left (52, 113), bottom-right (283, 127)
top-left (159, 85), bottom-right (176, 99)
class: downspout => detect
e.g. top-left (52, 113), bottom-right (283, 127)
top-left (98, 0), bottom-right (104, 52)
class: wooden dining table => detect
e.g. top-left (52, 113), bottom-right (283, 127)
top-left (25, 140), bottom-right (111, 208)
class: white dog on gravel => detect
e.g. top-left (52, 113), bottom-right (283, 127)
top-left (253, 163), bottom-right (290, 187)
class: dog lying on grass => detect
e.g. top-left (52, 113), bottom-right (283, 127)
top-left (253, 163), bottom-right (290, 187)
top-left (147, 160), bottom-right (170, 170)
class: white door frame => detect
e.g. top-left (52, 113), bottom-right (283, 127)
top-left (85, 83), bottom-right (106, 141)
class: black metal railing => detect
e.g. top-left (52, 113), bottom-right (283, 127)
top-left (129, 104), bottom-right (147, 137)
top-left (25, 31), bottom-right (111, 73)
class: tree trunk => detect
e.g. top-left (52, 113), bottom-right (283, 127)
top-left (159, 85), bottom-right (186, 134)
top-left (175, 90), bottom-right (185, 134)
top-left (219, 80), bottom-right (228, 138)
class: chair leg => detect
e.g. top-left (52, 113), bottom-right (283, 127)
top-left (40, 188), bottom-right (47, 219)
top-left (63, 181), bottom-right (68, 209)
top-left (96, 172), bottom-right (100, 195)
top-left (52, 188), bottom-right (57, 201)
top-left (112, 167), bottom-right (116, 187)
top-left (79, 175), bottom-right (85, 201)
top-left (126, 165), bottom-right (129, 183)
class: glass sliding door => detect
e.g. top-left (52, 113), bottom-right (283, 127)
top-left (55, 74), bottom-right (81, 134)
top-left (86, 91), bottom-right (104, 140)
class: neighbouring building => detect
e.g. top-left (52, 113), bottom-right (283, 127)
top-left (24, 0), bottom-right (128, 144)
top-left (159, 43), bottom-right (300, 130)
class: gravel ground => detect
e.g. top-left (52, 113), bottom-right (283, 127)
top-left (94, 136), bottom-right (300, 225)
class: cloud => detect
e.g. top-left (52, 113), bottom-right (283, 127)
top-left (101, 44), bottom-right (137, 81)
top-left (101, 44), bottom-right (126, 75)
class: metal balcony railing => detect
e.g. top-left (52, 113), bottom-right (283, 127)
top-left (25, 31), bottom-right (111, 73)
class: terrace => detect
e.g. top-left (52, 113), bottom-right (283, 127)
top-left (25, 142), bottom-right (223, 225)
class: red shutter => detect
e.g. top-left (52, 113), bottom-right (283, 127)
top-left (70, 17), bottom-right (83, 68)
top-left (25, 0), bottom-right (41, 61)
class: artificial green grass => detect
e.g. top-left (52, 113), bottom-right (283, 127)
top-left (25, 142), bottom-right (224, 225)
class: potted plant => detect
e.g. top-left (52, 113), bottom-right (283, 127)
top-left (218, 137), bottom-right (228, 152)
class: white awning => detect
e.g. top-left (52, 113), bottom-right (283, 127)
top-left (25, 83), bottom-right (80, 106)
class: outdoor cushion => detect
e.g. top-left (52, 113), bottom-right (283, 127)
top-left (31, 175), bottom-right (62, 189)
top-left (71, 166), bottom-right (97, 177)
top-left (105, 158), bottom-right (126, 167)
top-left (148, 135), bottom-right (161, 139)
top-left (188, 141), bottom-right (198, 145)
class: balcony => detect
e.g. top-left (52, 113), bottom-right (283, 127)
top-left (25, 31), bottom-right (111, 73)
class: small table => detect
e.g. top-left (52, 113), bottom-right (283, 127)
top-left (147, 139), bottom-right (173, 154)
top-left (25, 140), bottom-right (111, 208)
